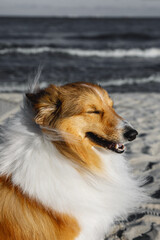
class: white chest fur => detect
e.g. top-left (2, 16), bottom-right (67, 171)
top-left (0, 112), bottom-right (145, 240)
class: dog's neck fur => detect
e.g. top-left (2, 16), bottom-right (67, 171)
top-left (0, 98), bottom-right (145, 240)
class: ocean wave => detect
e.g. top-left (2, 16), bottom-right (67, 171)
top-left (1, 47), bottom-right (160, 58)
top-left (0, 82), bottom-right (48, 93)
top-left (0, 47), bottom-right (53, 55)
top-left (0, 75), bottom-right (159, 93)
top-left (67, 32), bottom-right (155, 41)
top-left (98, 74), bottom-right (160, 87)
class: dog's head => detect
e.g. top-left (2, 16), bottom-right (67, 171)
top-left (26, 82), bottom-right (138, 171)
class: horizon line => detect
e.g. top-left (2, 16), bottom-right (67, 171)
top-left (0, 15), bottom-right (160, 18)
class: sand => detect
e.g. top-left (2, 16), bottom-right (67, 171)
top-left (0, 93), bottom-right (22, 123)
top-left (0, 92), bottom-right (160, 240)
top-left (107, 93), bottom-right (160, 240)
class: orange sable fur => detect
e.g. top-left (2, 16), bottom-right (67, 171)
top-left (0, 176), bottom-right (80, 240)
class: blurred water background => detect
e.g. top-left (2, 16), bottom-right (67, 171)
top-left (0, 17), bottom-right (160, 92)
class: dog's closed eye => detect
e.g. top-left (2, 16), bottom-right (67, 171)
top-left (87, 111), bottom-right (102, 114)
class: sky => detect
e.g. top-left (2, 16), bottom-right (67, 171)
top-left (0, 0), bottom-right (160, 17)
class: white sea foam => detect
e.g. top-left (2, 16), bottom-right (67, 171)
top-left (97, 74), bottom-right (160, 87)
top-left (1, 47), bottom-right (160, 58)
top-left (0, 74), bottom-right (159, 93)
top-left (0, 82), bottom-right (48, 93)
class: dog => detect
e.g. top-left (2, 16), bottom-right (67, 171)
top-left (0, 82), bottom-right (146, 240)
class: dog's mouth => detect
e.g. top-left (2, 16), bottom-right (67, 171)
top-left (86, 132), bottom-right (125, 154)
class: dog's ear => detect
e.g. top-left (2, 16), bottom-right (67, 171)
top-left (26, 84), bottom-right (62, 126)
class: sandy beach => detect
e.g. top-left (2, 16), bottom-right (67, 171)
top-left (108, 93), bottom-right (160, 240)
top-left (0, 92), bottom-right (160, 240)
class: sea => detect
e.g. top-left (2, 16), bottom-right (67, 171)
top-left (0, 17), bottom-right (160, 93)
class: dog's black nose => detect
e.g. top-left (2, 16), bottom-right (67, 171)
top-left (124, 128), bottom-right (138, 141)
